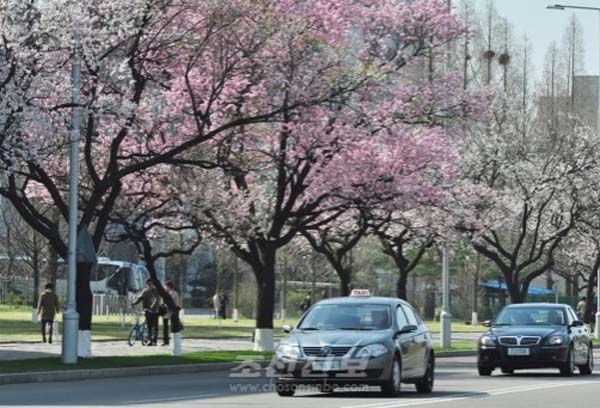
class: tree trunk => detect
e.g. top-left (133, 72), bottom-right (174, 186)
top-left (251, 245), bottom-right (276, 330)
top-left (506, 280), bottom-right (528, 304)
top-left (396, 270), bottom-right (409, 300)
top-left (584, 270), bottom-right (596, 324)
top-left (571, 275), bottom-right (579, 297)
top-left (47, 243), bottom-right (58, 290)
top-left (76, 264), bottom-right (94, 331)
top-left (339, 271), bottom-right (351, 297)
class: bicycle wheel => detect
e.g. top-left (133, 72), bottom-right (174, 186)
top-left (128, 326), bottom-right (137, 347)
top-left (141, 323), bottom-right (150, 346)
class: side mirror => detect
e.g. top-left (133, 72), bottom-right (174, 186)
top-left (281, 325), bottom-right (293, 333)
top-left (482, 320), bottom-right (492, 327)
top-left (570, 320), bottom-right (584, 328)
top-left (396, 324), bottom-right (418, 336)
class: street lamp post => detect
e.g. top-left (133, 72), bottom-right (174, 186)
top-left (440, 246), bottom-right (451, 348)
top-left (547, 3), bottom-right (600, 339)
top-left (596, 267), bottom-right (600, 339)
top-left (62, 39), bottom-right (81, 364)
top-left (439, 0), bottom-right (453, 350)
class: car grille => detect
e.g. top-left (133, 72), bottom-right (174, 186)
top-left (498, 336), bottom-right (541, 346)
top-left (303, 346), bottom-right (352, 357)
top-left (520, 337), bottom-right (541, 345)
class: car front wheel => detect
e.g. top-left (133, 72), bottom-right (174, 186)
top-left (578, 344), bottom-right (594, 375)
top-left (559, 346), bottom-right (575, 377)
top-left (381, 355), bottom-right (402, 397)
top-left (416, 353), bottom-right (434, 393)
top-left (478, 365), bottom-right (493, 376)
top-left (276, 381), bottom-right (295, 397)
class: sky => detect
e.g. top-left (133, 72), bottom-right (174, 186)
top-left (473, 0), bottom-right (600, 77)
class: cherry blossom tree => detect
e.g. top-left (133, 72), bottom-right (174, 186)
top-left (462, 115), bottom-right (595, 303)
top-left (0, 0), bottom-right (407, 346)
top-left (301, 210), bottom-right (368, 297)
top-left (185, 0), bottom-right (485, 350)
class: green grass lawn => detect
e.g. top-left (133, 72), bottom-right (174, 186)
top-left (0, 306), bottom-right (486, 343)
top-left (433, 341), bottom-right (477, 354)
top-left (0, 350), bottom-right (272, 374)
top-left (424, 321), bottom-right (486, 333)
top-left (0, 305), bottom-right (267, 342)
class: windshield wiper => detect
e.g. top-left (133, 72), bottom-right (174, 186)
top-left (493, 323), bottom-right (511, 326)
top-left (299, 327), bottom-right (319, 331)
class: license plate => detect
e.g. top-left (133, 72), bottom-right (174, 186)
top-left (508, 348), bottom-right (530, 356)
top-left (312, 360), bottom-right (340, 371)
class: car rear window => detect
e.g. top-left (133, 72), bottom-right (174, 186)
top-left (298, 304), bottom-right (392, 330)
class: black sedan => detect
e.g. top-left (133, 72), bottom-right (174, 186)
top-left (478, 303), bottom-right (594, 376)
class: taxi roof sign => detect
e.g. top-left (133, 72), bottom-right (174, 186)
top-left (350, 289), bottom-right (371, 297)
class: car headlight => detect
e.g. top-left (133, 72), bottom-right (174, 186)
top-left (275, 344), bottom-right (300, 359)
top-left (547, 335), bottom-right (564, 345)
top-left (356, 343), bottom-right (389, 358)
top-left (480, 335), bottom-right (495, 347)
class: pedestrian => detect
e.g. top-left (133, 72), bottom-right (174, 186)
top-left (161, 281), bottom-right (180, 346)
top-left (211, 290), bottom-right (222, 319)
top-left (320, 289), bottom-right (328, 300)
top-left (132, 279), bottom-right (161, 346)
top-left (299, 291), bottom-right (312, 312)
top-left (576, 297), bottom-right (587, 321)
top-left (218, 289), bottom-right (229, 319)
top-left (37, 283), bottom-right (60, 344)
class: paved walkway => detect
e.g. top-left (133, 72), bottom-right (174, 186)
top-left (0, 337), bottom-right (257, 361)
top-left (0, 331), bottom-right (482, 362)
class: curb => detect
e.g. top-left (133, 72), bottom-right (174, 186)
top-left (0, 353), bottom-right (477, 386)
top-left (0, 336), bottom-right (257, 345)
top-left (436, 351), bottom-right (477, 358)
top-left (0, 360), bottom-right (271, 386)
top-left (1, 346), bottom-right (598, 386)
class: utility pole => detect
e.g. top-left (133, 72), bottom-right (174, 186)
top-left (62, 36), bottom-right (81, 364)
top-left (440, 0), bottom-right (453, 350)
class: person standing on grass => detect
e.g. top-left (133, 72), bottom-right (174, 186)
top-left (218, 289), bottom-right (229, 319)
top-left (576, 297), bottom-right (586, 321)
top-left (132, 279), bottom-right (161, 346)
top-left (161, 281), bottom-right (180, 346)
top-left (299, 291), bottom-right (312, 312)
top-left (37, 283), bottom-right (59, 344)
top-left (211, 290), bottom-right (221, 319)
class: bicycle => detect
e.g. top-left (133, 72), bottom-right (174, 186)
top-left (128, 310), bottom-right (149, 346)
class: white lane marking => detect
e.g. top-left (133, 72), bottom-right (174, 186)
top-left (343, 380), bottom-right (600, 408)
top-left (120, 393), bottom-right (219, 405)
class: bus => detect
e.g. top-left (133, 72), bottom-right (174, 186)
top-left (90, 257), bottom-right (150, 297)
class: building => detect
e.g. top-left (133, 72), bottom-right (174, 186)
top-left (573, 75), bottom-right (600, 130)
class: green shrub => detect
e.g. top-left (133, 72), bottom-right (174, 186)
top-left (5, 291), bottom-right (24, 308)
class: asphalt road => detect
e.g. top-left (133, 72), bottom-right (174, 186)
top-left (2, 351), bottom-right (599, 407)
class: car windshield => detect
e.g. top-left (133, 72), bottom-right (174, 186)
top-left (494, 307), bottom-right (566, 326)
top-left (297, 304), bottom-right (392, 331)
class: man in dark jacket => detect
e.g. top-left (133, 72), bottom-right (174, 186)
top-left (161, 281), bottom-right (180, 346)
top-left (299, 291), bottom-right (312, 312)
top-left (37, 283), bottom-right (60, 343)
top-left (132, 279), bottom-right (161, 346)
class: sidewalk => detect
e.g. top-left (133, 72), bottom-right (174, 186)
top-left (0, 331), bottom-right (483, 362)
top-left (0, 337), bottom-right (256, 361)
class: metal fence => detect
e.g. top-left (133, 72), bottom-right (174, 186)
top-left (0, 277), bottom-right (34, 305)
